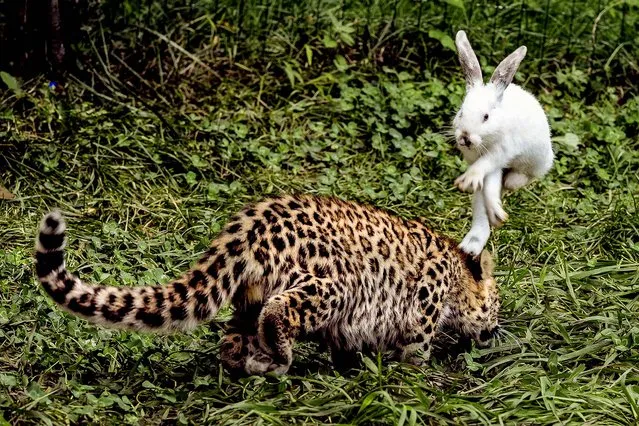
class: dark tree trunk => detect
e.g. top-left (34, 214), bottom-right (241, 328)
top-left (49, 0), bottom-right (66, 68)
top-left (0, 0), bottom-right (82, 79)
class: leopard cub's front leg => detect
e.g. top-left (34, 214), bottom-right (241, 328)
top-left (219, 308), bottom-right (261, 376)
top-left (396, 333), bottom-right (434, 367)
top-left (394, 300), bottom-right (439, 367)
top-left (220, 332), bottom-right (260, 375)
top-left (244, 291), bottom-right (298, 376)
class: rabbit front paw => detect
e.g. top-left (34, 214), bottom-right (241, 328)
top-left (486, 199), bottom-right (508, 228)
top-left (455, 168), bottom-right (484, 193)
top-left (459, 235), bottom-right (485, 257)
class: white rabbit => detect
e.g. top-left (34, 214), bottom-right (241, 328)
top-left (452, 30), bottom-right (554, 256)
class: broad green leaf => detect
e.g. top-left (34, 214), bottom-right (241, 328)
top-left (322, 35), bottom-right (337, 48)
top-left (0, 71), bottom-right (21, 94)
top-left (443, 0), bottom-right (466, 10)
top-left (428, 30), bottom-right (456, 52)
top-left (333, 56), bottom-right (349, 72)
top-left (191, 154), bottom-right (208, 168)
top-left (553, 132), bottom-right (580, 150)
top-left (0, 374), bottom-right (17, 387)
top-left (361, 356), bottom-right (378, 374)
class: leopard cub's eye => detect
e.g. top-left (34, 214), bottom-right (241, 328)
top-left (483, 114), bottom-right (489, 122)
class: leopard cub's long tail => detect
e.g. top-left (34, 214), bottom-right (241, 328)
top-left (35, 211), bottom-right (236, 332)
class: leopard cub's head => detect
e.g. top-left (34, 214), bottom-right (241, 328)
top-left (445, 249), bottom-right (500, 347)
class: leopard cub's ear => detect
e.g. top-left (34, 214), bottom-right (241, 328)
top-left (479, 250), bottom-right (494, 279)
top-left (465, 249), bottom-right (494, 281)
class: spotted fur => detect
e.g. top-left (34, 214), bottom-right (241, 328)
top-left (35, 195), bottom-right (500, 376)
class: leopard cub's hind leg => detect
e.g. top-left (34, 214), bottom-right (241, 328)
top-left (245, 276), bottom-right (337, 376)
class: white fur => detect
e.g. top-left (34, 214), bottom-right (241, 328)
top-left (453, 31), bottom-right (554, 256)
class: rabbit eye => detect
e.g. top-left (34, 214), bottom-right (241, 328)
top-left (483, 113), bottom-right (489, 122)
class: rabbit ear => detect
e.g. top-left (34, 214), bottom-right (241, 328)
top-left (455, 31), bottom-right (482, 89)
top-left (490, 46), bottom-right (527, 98)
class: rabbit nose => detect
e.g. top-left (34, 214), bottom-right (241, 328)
top-left (460, 134), bottom-right (471, 147)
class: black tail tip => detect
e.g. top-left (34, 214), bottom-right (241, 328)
top-left (37, 211), bottom-right (66, 252)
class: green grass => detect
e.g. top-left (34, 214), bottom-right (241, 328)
top-left (1, 1), bottom-right (639, 423)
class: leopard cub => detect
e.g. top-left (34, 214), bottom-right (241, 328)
top-left (35, 195), bottom-right (500, 376)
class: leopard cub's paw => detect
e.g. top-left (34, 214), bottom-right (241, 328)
top-left (244, 350), bottom-right (291, 376)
